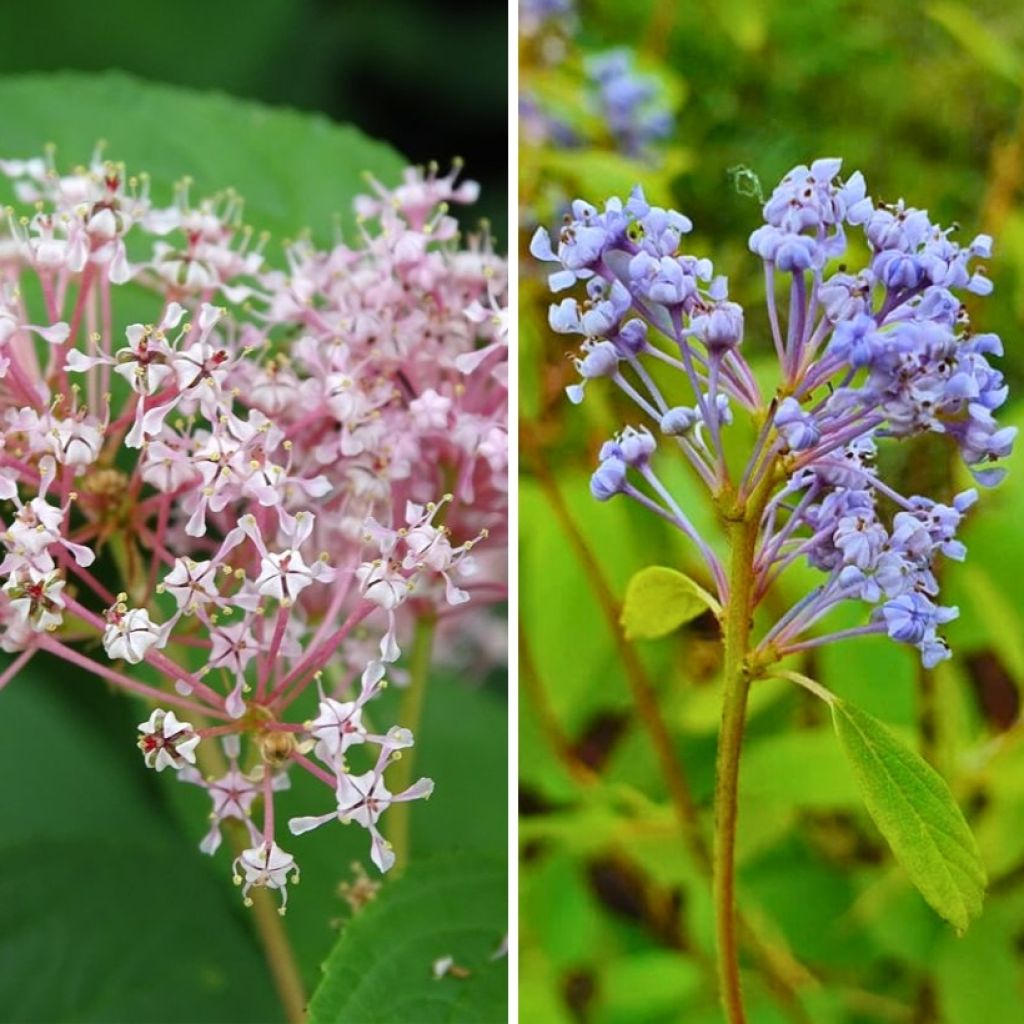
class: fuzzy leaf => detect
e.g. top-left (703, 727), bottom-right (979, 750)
top-left (620, 565), bottom-right (717, 641)
top-left (831, 699), bottom-right (986, 933)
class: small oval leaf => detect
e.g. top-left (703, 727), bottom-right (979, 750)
top-left (620, 566), bottom-right (718, 641)
top-left (831, 699), bottom-right (986, 933)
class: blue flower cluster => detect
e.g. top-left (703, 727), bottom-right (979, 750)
top-left (586, 50), bottom-right (673, 158)
top-left (767, 448), bottom-right (976, 667)
top-left (519, 4), bottom-right (673, 161)
top-left (531, 159), bottom-right (1012, 667)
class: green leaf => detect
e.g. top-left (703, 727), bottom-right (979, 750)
top-left (0, 663), bottom-right (280, 1022)
top-left (0, 838), bottom-right (281, 1024)
top-left (306, 853), bottom-right (507, 1024)
top-left (830, 699), bottom-right (986, 933)
top-left (398, 675), bottom-right (508, 860)
top-left (620, 565), bottom-right (718, 641)
top-left (0, 71), bottom-right (406, 247)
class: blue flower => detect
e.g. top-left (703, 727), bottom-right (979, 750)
top-left (617, 318), bottom-right (648, 354)
top-left (774, 398), bottom-right (820, 451)
top-left (693, 302), bottom-right (744, 353)
top-left (629, 252), bottom-right (697, 306)
top-left (615, 426), bottom-right (656, 466)
top-left (874, 250), bottom-right (924, 289)
top-left (660, 406), bottom-right (700, 435)
top-left (828, 313), bottom-right (883, 368)
top-left (548, 297), bottom-right (582, 334)
top-left (865, 202), bottom-right (931, 251)
top-left (834, 514), bottom-right (888, 570)
top-left (881, 593), bottom-right (958, 647)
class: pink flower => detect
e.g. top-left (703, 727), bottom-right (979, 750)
top-left (0, 147), bottom-right (506, 906)
top-left (289, 737), bottom-right (433, 874)
top-left (232, 841), bottom-right (300, 913)
top-left (137, 709), bottom-right (200, 771)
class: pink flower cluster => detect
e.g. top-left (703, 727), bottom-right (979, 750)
top-left (0, 150), bottom-right (508, 911)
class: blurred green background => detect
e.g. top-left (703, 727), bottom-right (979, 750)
top-left (2, 0), bottom-right (507, 234)
top-left (520, 1), bottom-right (1024, 1022)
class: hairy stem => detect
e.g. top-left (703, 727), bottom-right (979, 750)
top-left (387, 614), bottom-right (436, 872)
top-left (714, 508), bottom-right (761, 1023)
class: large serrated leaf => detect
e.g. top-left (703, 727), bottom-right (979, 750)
top-left (831, 699), bottom-right (986, 933)
top-left (306, 853), bottom-right (507, 1023)
top-left (620, 565), bottom-right (718, 641)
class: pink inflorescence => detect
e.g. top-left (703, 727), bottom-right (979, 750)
top-left (0, 149), bottom-right (508, 911)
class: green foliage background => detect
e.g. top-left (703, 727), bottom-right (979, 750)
top-left (0, 3), bottom-right (508, 1021)
top-left (0, 0), bottom-right (507, 235)
top-left (520, 1), bottom-right (1024, 1021)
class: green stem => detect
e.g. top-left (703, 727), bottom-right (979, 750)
top-left (190, 708), bottom-right (307, 1024)
top-left (714, 510), bottom-right (762, 1024)
top-left (387, 614), bottom-right (435, 872)
top-left (248, 886), bottom-right (308, 1024)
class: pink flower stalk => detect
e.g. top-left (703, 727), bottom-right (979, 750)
top-left (0, 149), bottom-right (508, 911)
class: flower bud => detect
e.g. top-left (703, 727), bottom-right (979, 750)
top-left (660, 406), bottom-right (699, 435)
top-left (617, 318), bottom-right (648, 354)
top-left (590, 457), bottom-right (627, 501)
top-left (695, 301), bottom-right (744, 353)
